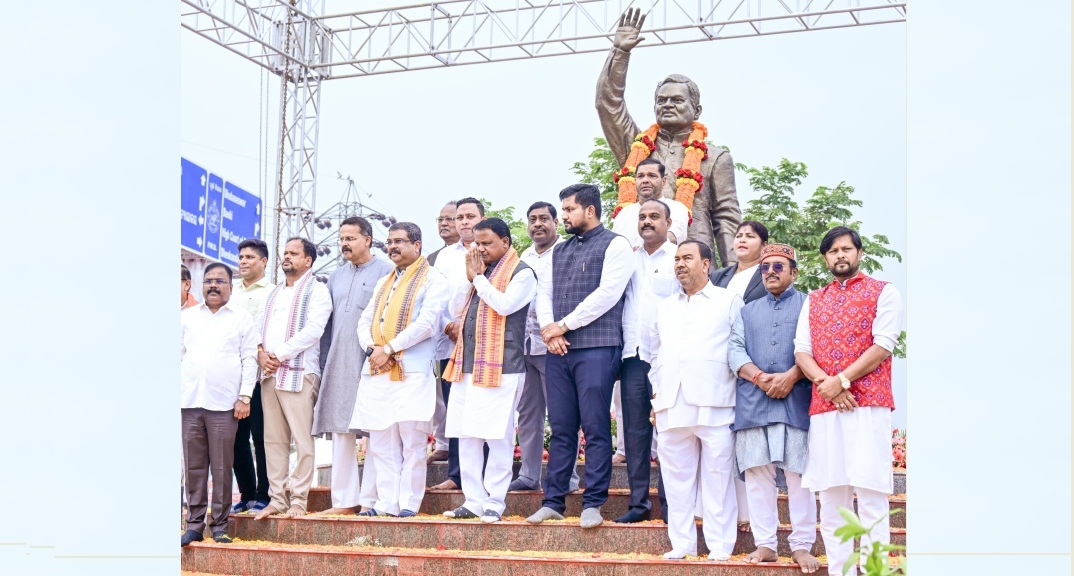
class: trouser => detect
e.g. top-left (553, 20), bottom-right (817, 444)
top-left (329, 432), bottom-right (363, 508)
top-left (432, 360), bottom-right (449, 451)
top-left (459, 379), bottom-right (526, 515)
top-left (261, 374), bottom-right (320, 514)
top-left (515, 353), bottom-right (580, 489)
top-left (745, 464), bottom-right (817, 551)
top-left (358, 434), bottom-right (378, 508)
top-left (819, 485), bottom-right (890, 576)
top-left (657, 424), bottom-right (737, 556)
top-left (612, 379), bottom-right (625, 457)
top-left (369, 421), bottom-right (428, 515)
top-left (619, 357), bottom-right (667, 515)
top-left (182, 407), bottom-right (239, 534)
top-left (232, 381), bottom-right (269, 502)
top-left (542, 346), bottom-right (619, 513)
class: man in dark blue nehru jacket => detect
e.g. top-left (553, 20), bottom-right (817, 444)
top-left (526, 184), bottom-right (634, 529)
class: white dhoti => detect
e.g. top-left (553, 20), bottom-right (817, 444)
top-left (350, 368), bottom-right (438, 515)
top-left (330, 432), bottom-right (362, 508)
top-left (447, 372), bottom-right (524, 515)
top-left (802, 406), bottom-right (893, 576)
top-left (745, 463), bottom-right (816, 552)
top-left (358, 435), bottom-right (378, 508)
top-left (657, 424), bottom-right (738, 557)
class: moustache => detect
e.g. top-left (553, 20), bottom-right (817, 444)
top-left (389, 250), bottom-right (400, 256)
top-left (765, 275), bottom-right (779, 281)
top-left (641, 224), bottom-right (655, 231)
top-left (207, 289), bottom-right (220, 295)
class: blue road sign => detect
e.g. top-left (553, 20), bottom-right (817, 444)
top-left (181, 157), bottom-right (262, 264)
top-left (203, 174), bottom-right (224, 259)
top-left (180, 158), bottom-right (207, 253)
top-left (219, 181), bottom-right (262, 266)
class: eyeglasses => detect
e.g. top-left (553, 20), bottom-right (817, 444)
top-left (338, 236), bottom-right (364, 243)
top-left (203, 278), bottom-right (230, 286)
top-left (759, 262), bottom-right (788, 274)
top-left (384, 238), bottom-right (413, 247)
top-left (435, 216), bottom-right (456, 224)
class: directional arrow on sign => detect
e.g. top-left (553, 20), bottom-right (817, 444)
top-left (254, 223), bottom-right (260, 236)
top-left (199, 196), bottom-right (205, 211)
top-left (197, 236), bottom-right (203, 248)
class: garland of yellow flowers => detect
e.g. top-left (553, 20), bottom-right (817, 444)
top-left (611, 121), bottom-right (709, 219)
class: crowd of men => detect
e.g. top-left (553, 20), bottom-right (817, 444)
top-left (179, 174), bottom-right (902, 576)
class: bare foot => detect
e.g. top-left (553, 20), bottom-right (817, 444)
top-left (430, 479), bottom-right (459, 490)
top-left (284, 507), bottom-right (306, 518)
top-left (317, 507), bottom-right (359, 515)
top-left (254, 503), bottom-right (285, 520)
top-left (738, 521), bottom-right (751, 532)
top-left (744, 546), bottom-right (777, 564)
top-left (791, 549), bottom-right (821, 573)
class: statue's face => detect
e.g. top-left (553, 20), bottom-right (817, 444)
top-left (654, 83), bottom-right (698, 130)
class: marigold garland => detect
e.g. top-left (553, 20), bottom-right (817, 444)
top-left (611, 122), bottom-right (709, 219)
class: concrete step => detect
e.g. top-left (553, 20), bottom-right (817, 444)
top-left (227, 513), bottom-right (906, 559)
top-left (182, 540), bottom-right (837, 575)
top-left (305, 487), bottom-right (908, 528)
top-left (318, 461), bottom-right (908, 494)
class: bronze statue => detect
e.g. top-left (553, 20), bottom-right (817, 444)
top-left (597, 8), bottom-right (742, 266)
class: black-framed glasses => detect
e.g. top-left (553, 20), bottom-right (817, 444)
top-left (760, 262), bottom-right (787, 274)
top-left (203, 278), bottom-right (230, 286)
top-left (435, 216), bottom-right (456, 224)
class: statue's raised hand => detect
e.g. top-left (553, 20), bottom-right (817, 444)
top-left (613, 7), bottom-right (646, 52)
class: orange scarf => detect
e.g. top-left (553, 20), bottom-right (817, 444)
top-left (443, 249), bottom-right (521, 388)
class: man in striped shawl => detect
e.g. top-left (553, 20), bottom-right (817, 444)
top-left (349, 222), bottom-right (450, 517)
top-left (254, 237), bottom-right (333, 520)
top-left (441, 218), bottom-right (537, 523)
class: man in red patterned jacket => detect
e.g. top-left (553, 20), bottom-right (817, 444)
top-left (793, 226), bottom-right (903, 576)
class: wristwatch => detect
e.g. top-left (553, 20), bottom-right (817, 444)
top-left (558, 320), bottom-right (568, 333)
top-left (384, 343), bottom-right (395, 355)
top-left (365, 346), bottom-right (374, 356)
top-left (837, 372), bottom-right (851, 390)
top-left (239, 395), bottom-right (251, 405)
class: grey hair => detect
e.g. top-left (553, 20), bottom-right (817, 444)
top-left (655, 74), bottom-right (701, 111)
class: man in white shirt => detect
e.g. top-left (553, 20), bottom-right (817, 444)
top-left (527, 184), bottom-right (633, 529)
top-left (350, 222), bottom-right (450, 517)
top-left (794, 227), bottom-right (903, 576)
top-left (441, 218), bottom-right (537, 522)
top-left (649, 240), bottom-right (742, 560)
top-left (431, 197), bottom-right (485, 491)
top-left (254, 237), bottom-right (333, 520)
top-left (229, 238), bottom-right (273, 513)
top-left (616, 199), bottom-right (678, 524)
top-left (611, 158), bottom-right (690, 247)
top-left (510, 201), bottom-right (578, 492)
top-left (427, 200), bottom-right (460, 462)
top-left (180, 263), bottom-right (258, 546)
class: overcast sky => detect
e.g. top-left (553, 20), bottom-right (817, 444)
top-left (181, 2), bottom-right (907, 425)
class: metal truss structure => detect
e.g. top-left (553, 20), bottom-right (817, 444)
top-left (181, 0), bottom-right (906, 252)
top-left (309, 173), bottom-right (397, 279)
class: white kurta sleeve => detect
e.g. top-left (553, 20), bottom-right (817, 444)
top-left (727, 305), bottom-right (751, 374)
top-left (793, 297), bottom-right (813, 356)
top-left (561, 235), bottom-right (634, 330)
top-left (238, 312), bottom-right (259, 398)
top-left (356, 275), bottom-right (385, 351)
top-left (871, 284), bottom-right (903, 352)
top-left (388, 269), bottom-right (450, 353)
top-left (473, 267), bottom-right (537, 316)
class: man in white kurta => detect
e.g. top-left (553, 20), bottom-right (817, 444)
top-left (649, 240), bottom-right (742, 560)
top-left (794, 227), bottom-right (903, 576)
top-left (350, 223), bottom-right (450, 517)
top-left (442, 219), bottom-right (537, 523)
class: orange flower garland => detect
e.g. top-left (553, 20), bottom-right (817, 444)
top-left (611, 122), bottom-right (709, 219)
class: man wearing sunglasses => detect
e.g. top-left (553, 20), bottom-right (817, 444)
top-left (727, 243), bottom-right (819, 573)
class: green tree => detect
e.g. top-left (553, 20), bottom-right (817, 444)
top-left (479, 197), bottom-right (531, 254)
top-left (737, 158), bottom-right (906, 357)
top-left (569, 137), bottom-right (619, 227)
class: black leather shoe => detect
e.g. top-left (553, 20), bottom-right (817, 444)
top-left (212, 531), bottom-right (233, 544)
top-left (181, 529), bottom-right (203, 547)
top-left (613, 509), bottom-right (652, 523)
